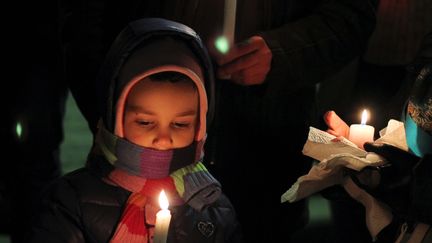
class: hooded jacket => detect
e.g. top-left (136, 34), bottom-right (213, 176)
top-left (28, 18), bottom-right (242, 243)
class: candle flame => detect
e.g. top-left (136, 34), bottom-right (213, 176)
top-left (361, 109), bottom-right (368, 125)
top-left (215, 36), bottom-right (230, 54)
top-left (159, 190), bottom-right (169, 210)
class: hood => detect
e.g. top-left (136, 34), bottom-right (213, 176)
top-left (96, 18), bottom-right (215, 139)
top-left (92, 19), bottom-right (222, 210)
top-left (404, 63), bottom-right (432, 157)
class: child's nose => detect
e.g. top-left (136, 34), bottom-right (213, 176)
top-left (152, 129), bottom-right (173, 150)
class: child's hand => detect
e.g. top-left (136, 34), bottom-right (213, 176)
top-left (214, 36), bottom-right (272, 86)
top-left (324, 110), bottom-right (349, 138)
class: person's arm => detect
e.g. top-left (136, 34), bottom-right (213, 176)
top-left (409, 154), bottom-right (432, 225)
top-left (374, 215), bottom-right (403, 243)
top-left (259, 0), bottom-right (377, 91)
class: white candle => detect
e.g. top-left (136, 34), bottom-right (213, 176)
top-left (348, 109), bottom-right (375, 149)
top-left (215, 0), bottom-right (237, 54)
top-left (223, 0), bottom-right (237, 45)
top-left (153, 190), bottom-right (171, 243)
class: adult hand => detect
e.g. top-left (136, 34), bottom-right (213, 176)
top-left (363, 142), bottom-right (420, 168)
top-left (215, 36), bottom-right (272, 86)
top-left (356, 142), bottom-right (422, 215)
top-left (362, 142), bottom-right (420, 191)
top-left (323, 110), bottom-right (349, 138)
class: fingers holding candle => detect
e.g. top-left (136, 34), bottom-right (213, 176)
top-left (215, 37), bottom-right (259, 65)
top-left (215, 36), bottom-right (272, 85)
top-left (212, 0), bottom-right (272, 85)
top-left (324, 110), bottom-right (350, 138)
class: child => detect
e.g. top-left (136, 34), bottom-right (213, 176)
top-left (28, 18), bottom-right (242, 243)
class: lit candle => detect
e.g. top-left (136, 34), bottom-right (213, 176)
top-left (153, 190), bottom-right (171, 243)
top-left (348, 109), bottom-right (375, 149)
top-left (223, 0), bottom-right (237, 46)
top-left (215, 0), bottom-right (237, 54)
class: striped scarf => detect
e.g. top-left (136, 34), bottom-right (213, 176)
top-left (95, 125), bottom-right (221, 242)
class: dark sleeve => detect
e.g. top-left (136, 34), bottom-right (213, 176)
top-left (410, 32), bottom-right (432, 66)
top-left (375, 217), bottom-right (403, 243)
top-left (219, 194), bottom-right (244, 243)
top-left (409, 154), bottom-right (432, 225)
top-left (259, 0), bottom-right (377, 92)
top-left (27, 178), bottom-right (86, 243)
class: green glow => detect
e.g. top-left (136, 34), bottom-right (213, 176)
top-left (16, 122), bottom-right (22, 138)
top-left (215, 36), bottom-right (230, 54)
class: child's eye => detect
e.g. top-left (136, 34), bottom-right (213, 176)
top-left (136, 120), bottom-right (153, 126)
top-left (173, 122), bottom-right (190, 128)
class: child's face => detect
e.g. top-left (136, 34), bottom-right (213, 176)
top-left (123, 78), bottom-right (198, 150)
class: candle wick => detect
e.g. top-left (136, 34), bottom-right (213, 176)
top-left (361, 109), bottom-right (368, 125)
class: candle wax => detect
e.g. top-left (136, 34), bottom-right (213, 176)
top-left (153, 209), bottom-right (171, 243)
top-left (349, 124), bottom-right (375, 149)
top-left (223, 0), bottom-right (237, 45)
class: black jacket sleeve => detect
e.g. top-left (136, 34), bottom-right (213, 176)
top-left (260, 0), bottom-right (377, 93)
top-left (409, 154), bottom-right (432, 225)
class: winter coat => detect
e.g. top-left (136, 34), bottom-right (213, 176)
top-left (28, 157), bottom-right (243, 243)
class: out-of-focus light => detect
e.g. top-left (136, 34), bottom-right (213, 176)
top-left (215, 36), bottom-right (230, 54)
top-left (16, 122), bottom-right (22, 138)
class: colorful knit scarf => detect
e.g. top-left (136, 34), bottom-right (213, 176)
top-left (95, 125), bottom-right (221, 242)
